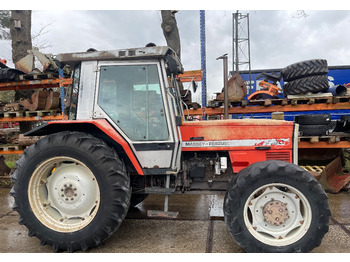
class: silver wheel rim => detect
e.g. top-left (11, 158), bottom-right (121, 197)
top-left (243, 183), bottom-right (312, 246)
top-left (28, 156), bottom-right (100, 232)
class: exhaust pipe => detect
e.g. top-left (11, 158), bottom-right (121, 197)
top-left (217, 54), bottom-right (229, 119)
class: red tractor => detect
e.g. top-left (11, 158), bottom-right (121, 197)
top-left (10, 46), bottom-right (330, 252)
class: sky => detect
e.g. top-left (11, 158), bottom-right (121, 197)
top-left (1, 3), bottom-right (350, 101)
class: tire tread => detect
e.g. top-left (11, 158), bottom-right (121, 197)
top-left (10, 131), bottom-right (131, 252)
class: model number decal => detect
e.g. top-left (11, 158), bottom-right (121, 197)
top-left (182, 138), bottom-right (290, 148)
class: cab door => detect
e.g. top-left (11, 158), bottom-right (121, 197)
top-left (94, 61), bottom-right (180, 173)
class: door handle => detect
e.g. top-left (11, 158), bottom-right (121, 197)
top-left (190, 137), bottom-right (204, 141)
top-left (157, 143), bottom-right (171, 149)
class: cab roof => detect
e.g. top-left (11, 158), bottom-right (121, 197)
top-left (56, 46), bottom-right (178, 67)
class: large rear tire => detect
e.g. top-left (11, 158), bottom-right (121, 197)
top-left (282, 59), bottom-right (328, 82)
top-left (283, 75), bottom-right (329, 95)
top-left (224, 160), bottom-right (330, 253)
top-left (10, 131), bottom-right (131, 252)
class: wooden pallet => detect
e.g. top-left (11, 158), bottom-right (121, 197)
top-left (18, 72), bottom-right (59, 81)
top-left (299, 133), bottom-right (350, 144)
top-left (0, 144), bottom-right (24, 152)
top-left (25, 109), bottom-right (59, 117)
top-left (0, 109), bottom-right (60, 119)
top-left (3, 111), bottom-right (25, 118)
top-left (208, 95), bottom-right (350, 108)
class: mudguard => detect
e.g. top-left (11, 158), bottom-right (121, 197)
top-left (25, 119), bottom-right (144, 175)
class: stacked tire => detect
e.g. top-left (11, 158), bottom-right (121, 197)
top-left (282, 59), bottom-right (329, 96)
top-left (295, 114), bottom-right (331, 136)
top-left (0, 68), bottom-right (25, 82)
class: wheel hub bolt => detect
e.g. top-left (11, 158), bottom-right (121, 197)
top-left (60, 183), bottom-right (79, 201)
top-left (263, 200), bottom-right (289, 226)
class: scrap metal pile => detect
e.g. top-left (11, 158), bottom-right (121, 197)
top-left (0, 49), bottom-right (71, 184)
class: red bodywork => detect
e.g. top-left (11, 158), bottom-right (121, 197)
top-left (180, 119), bottom-right (295, 172)
top-left (44, 118), bottom-right (295, 175)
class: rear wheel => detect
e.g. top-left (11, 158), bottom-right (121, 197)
top-left (224, 160), bottom-right (330, 253)
top-left (10, 131), bottom-right (131, 252)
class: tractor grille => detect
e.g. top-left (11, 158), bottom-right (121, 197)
top-left (265, 151), bottom-right (291, 162)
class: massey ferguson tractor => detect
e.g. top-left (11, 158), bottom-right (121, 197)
top-left (10, 46), bottom-right (330, 253)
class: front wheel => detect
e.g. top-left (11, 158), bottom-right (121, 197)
top-left (10, 131), bottom-right (131, 252)
top-left (224, 160), bottom-right (330, 253)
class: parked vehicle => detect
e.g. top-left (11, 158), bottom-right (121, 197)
top-left (10, 46), bottom-right (330, 253)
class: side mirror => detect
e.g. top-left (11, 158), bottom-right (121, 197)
top-left (166, 55), bottom-right (178, 76)
top-left (191, 80), bottom-right (198, 93)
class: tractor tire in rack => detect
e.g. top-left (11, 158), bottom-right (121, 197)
top-left (298, 124), bottom-right (330, 136)
top-left (295, 114), bottom-right (331, 126)
top-left (10, 131), bottom-right (131, 252)
top-left (282, 59), bottom-right (328, 82)
top-left (295, 114), bottom-right (332, 136)
top-left (223, 160), bottom-right (330, 253)
top-left (283, 75), bottom-right (329, 95)
top-left (0, 68), bottom-right (25, 82)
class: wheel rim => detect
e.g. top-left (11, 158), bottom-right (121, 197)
top-left (28, 156), bottom-right (100, 233)
top-left (243, 183), bottom-right (312, 246)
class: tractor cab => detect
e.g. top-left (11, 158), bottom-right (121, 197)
top-left (56, 46), bottom-right (185, 173)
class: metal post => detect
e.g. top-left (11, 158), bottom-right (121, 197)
top-left (164, 175), bottom-right (170, 212)
top-left (232, 13), bottom-right (234, 74)
top-left (58, 68), bottom-right (65, 117)
top-left (217, 54), bottom-right (229, 119)
top-left (200, 10), bottom-right (207, 118)
top-left (247, 13), bottom-right (252, 93)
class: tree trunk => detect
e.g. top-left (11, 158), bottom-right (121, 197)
top-left (161, 10), bottom-right (181, 59)
top-left (10, 10), bottom-right (32, 64)
top-left (10, 10), bottom-right (33, 132)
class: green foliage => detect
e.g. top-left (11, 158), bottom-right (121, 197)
top-left (4, 154), bottom-right (19, 168)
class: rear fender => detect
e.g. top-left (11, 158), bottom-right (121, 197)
top-left (25, 119), bottom-right (144, 175)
